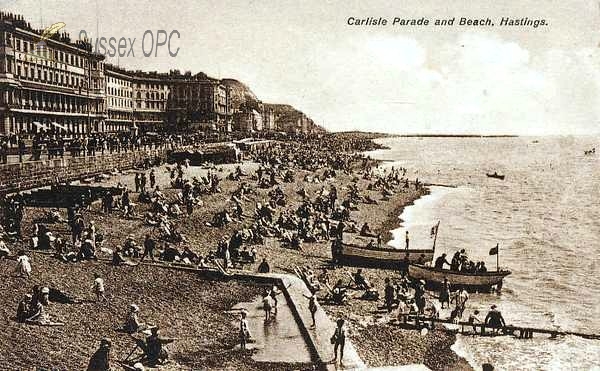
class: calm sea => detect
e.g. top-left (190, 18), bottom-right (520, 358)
top-left (367, 136), bottom-right (600, 371)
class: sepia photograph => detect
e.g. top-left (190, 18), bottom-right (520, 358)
top-left (0, 1), bottom-right (599, 370)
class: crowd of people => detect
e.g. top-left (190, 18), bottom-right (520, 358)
top-left (0, 132), bottom-right (508, 369)
top-left (0, 131), bottom-right (221, 164)
top-left (434, 249), bottom-right (489, 273)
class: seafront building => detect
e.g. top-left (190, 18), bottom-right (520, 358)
top-left (0, 11), bottom-right (321, 136)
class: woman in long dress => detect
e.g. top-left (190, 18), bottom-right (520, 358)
top-left (15, 250), bottom-right (31, 278)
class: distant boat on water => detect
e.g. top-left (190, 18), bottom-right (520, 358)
top-left (486, 172), bottom-right (505, 180)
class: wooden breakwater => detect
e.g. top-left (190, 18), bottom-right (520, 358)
top-left (397, 315), bottom-right (600, 340)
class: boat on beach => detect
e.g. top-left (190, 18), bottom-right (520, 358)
top-left (335, 242), bottom-right (434, 269)
top-left (408, 264), bottom-right (511, 292)
top-left (486, 172), bottom-right (505, 180)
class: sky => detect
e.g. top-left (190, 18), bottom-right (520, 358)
top-left (5, 0), bottom-right (600, 135)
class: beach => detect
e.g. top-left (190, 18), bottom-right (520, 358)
top-left (0, 133), bottom-right (472, 370)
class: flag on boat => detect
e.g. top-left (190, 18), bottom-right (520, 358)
top-left (430, 224), bottom-right (438, 238)
top-left (489, 244), bottom-right (499, 255)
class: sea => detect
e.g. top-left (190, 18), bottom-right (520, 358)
top-left (366, 136), bottom-right (600, 371)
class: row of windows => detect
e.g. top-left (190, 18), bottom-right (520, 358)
top-left (14, 38), bottom-right (90, 68)
top-left (107, 76), bottom-right (131, 87)
top-left (108, 97), bottom-right (133, 108)
top-left (15, 60), bottom-right (92, 88)
top-left (107, 87), bottom-right (132, 98)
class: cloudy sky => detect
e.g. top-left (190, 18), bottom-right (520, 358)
top-left (6, 0), bottom-right (600, 134)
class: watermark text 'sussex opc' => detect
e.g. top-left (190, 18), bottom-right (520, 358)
top-left (78, 29), bottom-right (180, 57)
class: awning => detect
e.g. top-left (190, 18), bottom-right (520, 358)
top-left (51, 122), bottom-right (68, 131)
top-left (33, 121), bottom-right (48, 130)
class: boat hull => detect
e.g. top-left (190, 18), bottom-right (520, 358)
top-left (408, 264), bottom-right (511, 293)
top-left (335, 243), bottom-right (434, 269)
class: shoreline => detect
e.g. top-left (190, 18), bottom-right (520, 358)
top-left (357, 140), bottom-right (473, 371)
top-left (1, 133), bottom-right (471, 370)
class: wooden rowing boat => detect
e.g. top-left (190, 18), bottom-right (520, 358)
top-left (334, 242), bottom-right (434, 269)
top-left (408, 264), bottom-right (511, 292)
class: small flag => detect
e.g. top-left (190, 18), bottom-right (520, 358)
top-left (430, 225), bottom-right (438, 238)
top-left (489, 244), bottom-right (499, 255)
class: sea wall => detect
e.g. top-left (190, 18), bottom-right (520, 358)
top-left (0, 149), bottom-right (168, 195)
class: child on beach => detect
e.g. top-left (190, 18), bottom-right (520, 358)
top-left (15, 250), bottom-right (31, 278)
top-left (92, 273), bottom-right (106, 302)
top-left (239, 310), bottom-right (251, 350)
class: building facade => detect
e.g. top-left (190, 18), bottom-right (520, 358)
top-left (166, 71), bottom-right (232, 132)
top-left (104, 64), bottom-right (133, 132)
top-left (0, 12), bottom-right (107, 135)
top-left (0, 12), bottom-right (313, 136)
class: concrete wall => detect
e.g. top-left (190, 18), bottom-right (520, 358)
top-left (0, 149), bottom-right (168, 195)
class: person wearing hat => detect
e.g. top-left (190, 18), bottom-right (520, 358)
top-left (123, 304), bottom-right (144, 333)
top-left (87, 338), bottom-right (111, 371)
top-left (485, 305), bottom-right (506, 334)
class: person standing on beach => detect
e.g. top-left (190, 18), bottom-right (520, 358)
top-left (303, 293), bottom-right (318, 327)
top-left (239, 310), bottom-right (251, 350)
top-left (262, 291), bottom-right (273, 322)
top-left (405, 231), bottom-right (409, 250)
top-left (92, 273), bottom-right (106, 302)
top-left (439, 277), bottom-right (451, 309)
top-left (331, 318), bottom-right (346, 364)
top-left (384, 277), bottom-right (395, 312)
top-left (139, 234), bottom-right (156, 263)
top-left (149, 169), bottom-right (156, 190)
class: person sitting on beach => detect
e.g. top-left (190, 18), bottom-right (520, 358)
top-left (87, 338), bottom-right (111, 371)
top-left (352, 269), bottom-right (370, 290)
top-left (15, 250), bottom-right (32, 278)
top-left (16, 294), bottom-right (32, 323)
top-left (123, 236), bottom-right (141, 258)
top-left (112, 246), bottom-right (135, 266)
top-left (332, 279), bottom-right (348, 304)
top-left (257, 258), bottom-right (270, 273)
top-left (122, 304), bottom-right (145, 333)
top-left (360, 223), bottom-right (374, 237)
top-left (143, 326), bottom-right (175, 366)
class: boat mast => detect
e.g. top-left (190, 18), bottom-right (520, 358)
top-left (432, 220), bottom-right (441, 252)
top-left (496, 243), bottom-right (499, 272)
